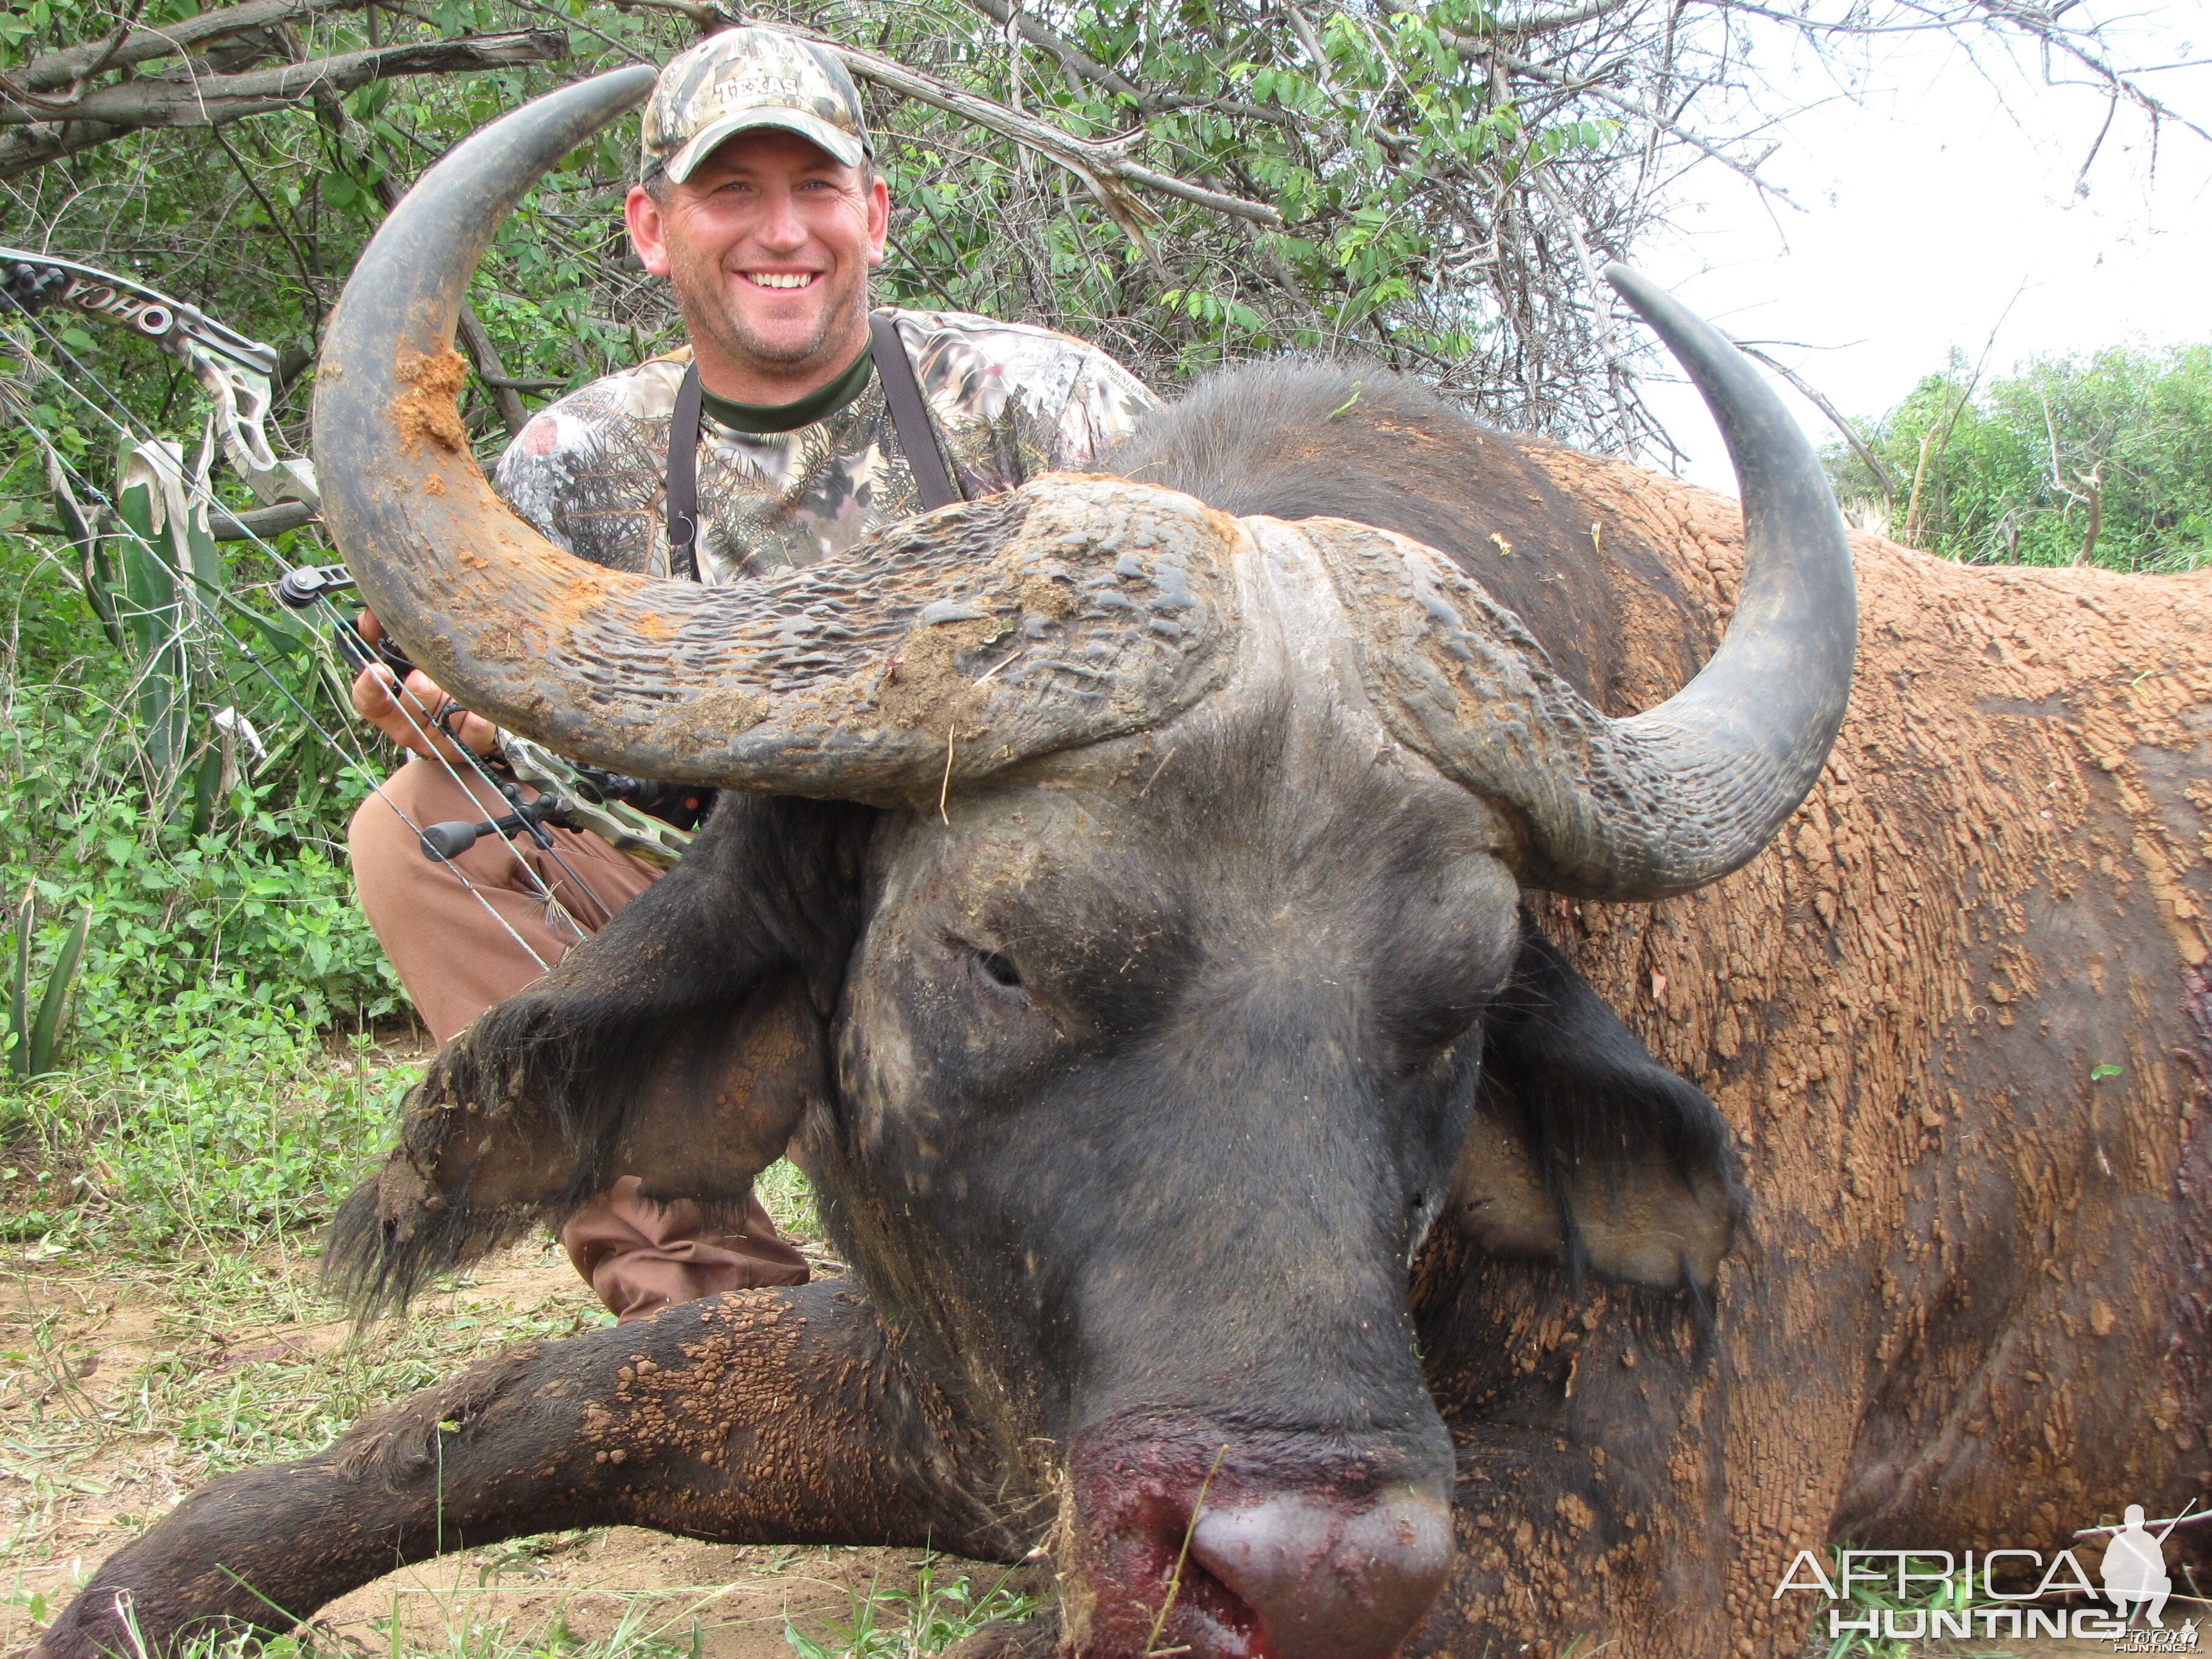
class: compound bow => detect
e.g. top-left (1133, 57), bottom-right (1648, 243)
top-left (0, 246), bottom-right (693, 872)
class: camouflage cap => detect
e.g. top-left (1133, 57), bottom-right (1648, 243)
top-left (642, 26), bottom-right (872, 183)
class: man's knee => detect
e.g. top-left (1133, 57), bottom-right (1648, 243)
top-left (349, 760), bottom-right (503, 909)
top-left (561, 1182), bottom-right (809, 1323)
top-left (350, 765), bottom-right (438, 910)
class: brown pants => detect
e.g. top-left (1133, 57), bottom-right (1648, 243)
top-left (349, 757), bottom-right (809, 1321)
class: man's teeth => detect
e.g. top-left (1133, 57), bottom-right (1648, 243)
top-left (748, 273), bottom-right (813, 289)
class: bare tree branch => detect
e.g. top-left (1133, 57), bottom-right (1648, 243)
top-left (1496, 0), bottom-right (1642, 34)
top-left (0, 29), bottom-right (567, 177)
top-left (0, 28), bottom-right (566, 129)
top-left (808, 32), bottom-right (1285, 227)
top-left (957, 0), bottom-right (1150, 107)
top-left (14, 0), bottom-right (374, 93)
top-left (56, 0), bottom-right (156, 100)
top-left (1692, 0), bottom-right (2212, 149)
top-left (1429, 22), bottom-right (1800, 205)
top-left (1734, 342), bottom-right (1898, 499)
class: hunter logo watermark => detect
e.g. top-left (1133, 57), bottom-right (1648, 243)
top-left (1771, 1500), bottom-right (2205, 1652)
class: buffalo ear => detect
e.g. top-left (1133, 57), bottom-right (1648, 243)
top-left (324, 796), bottom-right (870, 1316)
top-left (614, 976), bottom-right (825, 1210)
top-left (1449, 916), bottom-right (1740, 1294)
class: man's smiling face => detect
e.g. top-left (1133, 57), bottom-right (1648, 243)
top-left (626, 127), bottom-right (890, 398)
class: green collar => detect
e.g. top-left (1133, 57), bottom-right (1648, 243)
top-left (698, 343), bottom-right (876, 435)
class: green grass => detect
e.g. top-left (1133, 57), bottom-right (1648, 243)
top-left (1, 1145), bottom-right (859, 1659)
top-left (1, 1240), bottom-right (602, 1551)
top-left (1808, 1550), bottom-right (2015, 1659)
top-left (2, 1130), bottom-right (829, 1544)
top-left (1, 1019), bottom-right (833, 1651)
top-left (10, 1543), bottom-right (1030, 1659)
top-left (2, 1024), bottom-right (414, 1255)
top-left (783, 1553), bottom-right (1045, 1659)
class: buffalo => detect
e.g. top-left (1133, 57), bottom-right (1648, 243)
top-left (41, 67), bottom-right (2211, 1659)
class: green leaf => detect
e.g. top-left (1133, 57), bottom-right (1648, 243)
top-left (190, 748), bottom-right (224, 839)
top-left (8, 893), bottom-right (29, 1074)
top-left (47, 452), bottom-right (123, 649)
top-left (27, 904), bottom-right (93, 1078)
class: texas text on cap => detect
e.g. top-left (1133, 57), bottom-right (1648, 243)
top-left (641, 25), bottom-right (873, 183)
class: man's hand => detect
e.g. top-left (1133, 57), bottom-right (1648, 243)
top-left (349, 610), bottom-right (501, 764)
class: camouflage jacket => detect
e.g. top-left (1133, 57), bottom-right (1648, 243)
top-left (494, 308), bottom-right (1156, 586)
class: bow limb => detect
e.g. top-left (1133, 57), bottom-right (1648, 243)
top-left (0, 246), bottom-right (317, 509)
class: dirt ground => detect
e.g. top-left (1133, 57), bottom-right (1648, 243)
top-left (310, 1530), bottom-right (951, 1659)
top-left (0, 1235), bottom-right (1004, 1659)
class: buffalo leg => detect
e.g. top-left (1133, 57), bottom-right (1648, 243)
top-left (40, 1282), bottom-right (1019, 1659)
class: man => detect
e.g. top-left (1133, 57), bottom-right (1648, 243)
top-left (2101, 1504), bottom-right (2179, 1627)
top-left (347, 24), bottom-right (1156, 1321)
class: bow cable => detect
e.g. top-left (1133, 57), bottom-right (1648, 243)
top-left (13, 335), bottom-right (606, 942)
top-left (0, 290), bottom-right (625, 966)
top-left (13, 405), bottom-right (569, 972)
top-left (0, 249), bottom-right (694, 870)
top-left (20, 423), bottom-right (565, 974)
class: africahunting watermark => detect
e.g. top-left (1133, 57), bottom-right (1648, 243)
top-left (1772, 1500), bottom-right (2205, 1651)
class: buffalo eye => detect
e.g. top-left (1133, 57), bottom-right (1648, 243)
top-left (951, 937), bottom-right (1027, 1000)
top-left (1387, 1001), bottom-right (1480, 1078)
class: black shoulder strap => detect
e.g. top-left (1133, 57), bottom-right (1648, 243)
top-left (664, 325), bottom-right (962, 565)
top-left (665, 360), bottom-right (703, 575)
top-left (870, 311), bottom-right (964, 511)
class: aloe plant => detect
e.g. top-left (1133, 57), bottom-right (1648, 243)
top-left (7, 896), bottom-right (94, 1080)
top-left (53, 436), bottom-right (227, 816)
top-left (116, 438), bottom-right (220, 805)
top-left (47, 451), bottom-right (124, 651)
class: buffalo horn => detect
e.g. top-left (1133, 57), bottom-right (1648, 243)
top-left (313, 72), bottom-right (1237, 802)
top-left (1534, 264), bottom-right (1857, 898)
top-left (1333, 266), bottom-right (1857, 902)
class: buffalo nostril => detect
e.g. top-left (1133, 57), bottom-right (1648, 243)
top-left (1188, 1487), bottom-right (1452, 1659)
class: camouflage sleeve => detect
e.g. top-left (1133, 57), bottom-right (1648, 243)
top-left (492, 430), bottom-right (577, 552)
top-left (491, 381), bottom-right (669, 576)
top-left (905, 312), bottom-right (1158, 495)
top-left (1037, 346), bottom-right (1158, 471)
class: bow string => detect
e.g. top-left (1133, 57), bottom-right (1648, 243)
top-left (1, 247), bottom-right (693, 975)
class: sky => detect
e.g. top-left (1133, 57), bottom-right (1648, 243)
top-left (1631, 10), bottom-right (2211, 494)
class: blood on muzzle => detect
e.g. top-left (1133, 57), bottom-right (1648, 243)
top-left (1066, 1426), bottom-right (1455, 1659)
top-left (1189, 1489), bottom-right (1454, 1659)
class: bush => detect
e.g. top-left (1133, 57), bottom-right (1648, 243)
top-left (1826, 343), bottom-right (2212, 574)
top-left (0, 494), bottom-right (408, 1249)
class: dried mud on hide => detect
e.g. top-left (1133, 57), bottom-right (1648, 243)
top-left (1516, 447), bottom-right (2210, 1658)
